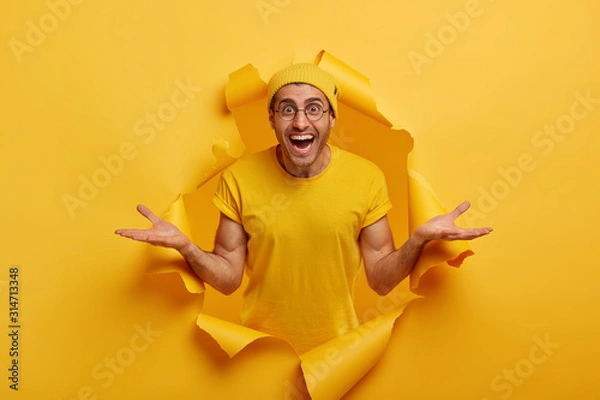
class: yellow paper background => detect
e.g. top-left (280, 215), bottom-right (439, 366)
top-left (2, 0), bottom-right (599, 399)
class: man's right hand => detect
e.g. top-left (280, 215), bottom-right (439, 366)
top-left (115, 204), bottom-right (191, 252)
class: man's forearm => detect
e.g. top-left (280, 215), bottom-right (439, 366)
top-left (371, 233), bottom-right (428, 296)
top-left (178, 241), bottom-right (242, 295)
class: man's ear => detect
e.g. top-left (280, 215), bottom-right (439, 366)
top-left (329, 112), bottom-right (336, 129)
top-left (268, 109), bottom-right (276, 130)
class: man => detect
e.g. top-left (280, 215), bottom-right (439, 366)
top-left (116, 63), bottom-right (492, 354)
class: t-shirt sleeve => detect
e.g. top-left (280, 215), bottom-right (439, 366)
top-left (211, 169), bottom-right (243, 224)
top-left (361, 167), bottom-right (393, 228)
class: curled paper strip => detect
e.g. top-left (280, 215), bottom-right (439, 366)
top-left (145, 50), bottom-right (475, 398)
top-left (196, 313), bottom-right (274, 357)
top-left (299, 306), bottom-right (406, 400)
top-left (314, 50), bottom-right (392, 127)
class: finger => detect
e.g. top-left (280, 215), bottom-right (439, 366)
top-left (453, 227), bottom-right (493, 240)
top-left (450, 201), bottom-right (471, 219)
top-left (114, 229), bottom-right (152, 241)
top-left (136, 204), bottom-right (161, 224)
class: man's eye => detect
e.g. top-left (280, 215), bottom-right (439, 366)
top-left (307, 104), bottom-right (322, 114)
top-left (281, 106), bottom-right (295, 114)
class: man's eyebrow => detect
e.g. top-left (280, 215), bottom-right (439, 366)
top-left (278, 97), bottom-right (325, 105)
top-left (277, 98), bottom-right (296, 105)
top-left (304, 97), bottom-right (325, 105)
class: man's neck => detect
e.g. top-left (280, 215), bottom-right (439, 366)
top-left (276, 145), bottom-right (331, 178)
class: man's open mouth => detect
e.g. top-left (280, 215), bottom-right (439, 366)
top-left (289, 134), bottom-right (315, 153)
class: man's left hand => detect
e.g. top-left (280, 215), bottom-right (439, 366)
top-left (414, 201), bottom-right (492, 244)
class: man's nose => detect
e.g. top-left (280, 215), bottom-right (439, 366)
top-left (292, 109), bottom-right (310, 128)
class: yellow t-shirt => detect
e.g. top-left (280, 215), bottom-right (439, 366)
top-left (211, 144), bottom-right (392, 353)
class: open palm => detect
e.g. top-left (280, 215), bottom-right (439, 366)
top-left (415, 201), bottom-right (493, 242)
top-left (115, 204), bottom-right (190, 251)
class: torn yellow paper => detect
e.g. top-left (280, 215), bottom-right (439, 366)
top-left (300, 306), bottom-right (406, 400)
top-left (196, 313), bottom-right (280, 357)
top-left (315, 50), bottom-right (392, 127)
top-left (225, 64), bottom-right (268, 111)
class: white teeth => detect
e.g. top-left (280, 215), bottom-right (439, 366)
top-left (290, 135), bottom-right (313, 141)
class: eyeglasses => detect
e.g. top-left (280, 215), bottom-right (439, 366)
top-left (274, 103), bottom-right (329, 121)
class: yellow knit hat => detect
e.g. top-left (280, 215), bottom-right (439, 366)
top-left (267, 63), bottom-right (340, 116)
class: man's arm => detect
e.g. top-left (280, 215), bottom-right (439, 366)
top-left (359, 201), bottom-right (492, 296)
top-left (115, 205), bottom-right (246, 295)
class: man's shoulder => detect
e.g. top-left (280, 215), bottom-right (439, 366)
top-left (222, 146), bottom-right (275, 177)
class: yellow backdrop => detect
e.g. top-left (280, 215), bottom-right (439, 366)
top-left (2, 0), bottom-right (599, 399)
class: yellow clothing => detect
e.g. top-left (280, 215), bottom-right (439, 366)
top-left (211, 144), bottom-right (392, 353)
